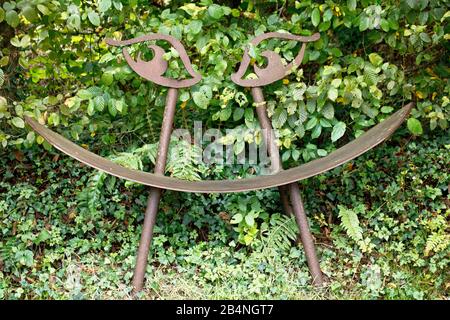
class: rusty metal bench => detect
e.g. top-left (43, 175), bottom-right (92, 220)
top-left (25, 32), bottom-right (412, 294)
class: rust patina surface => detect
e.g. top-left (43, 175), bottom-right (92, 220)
top-left (105, 34), bottom-right (201, 88)
top-left (24, 103), bottom-right (412, 193)
top-left (231, 32), bottom-right (320, 87)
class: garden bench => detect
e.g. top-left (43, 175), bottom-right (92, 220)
top-left (25, 32), bottom-right (412, 294)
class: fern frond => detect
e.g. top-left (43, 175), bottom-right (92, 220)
top-left (77, 170), bottom-right (105, 216)
top-left (424, 233), bottom-right (450, 256)
top-left (363, 65), bottom-right (378, 85)
top-left (338, 205), bottom-right (363, 242)
top-left (262, 214), bottom-right (299, 256)
top-left (0, 68), bottom-right (4, 87)
top-left (166, 139), bottom-right (205, 181)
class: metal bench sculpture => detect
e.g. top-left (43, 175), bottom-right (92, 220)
top-left (25, 32), bottom-right (413, 293)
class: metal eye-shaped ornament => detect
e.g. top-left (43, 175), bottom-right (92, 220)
top-left (231, 32), bottom-right (320, 87)
top-left (105, 34), bottom-right (201, 88)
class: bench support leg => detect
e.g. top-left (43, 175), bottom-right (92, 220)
top-left (251, 87), bottom-right (324, 286)
top-left (132, 88), bottom-right (178, 294)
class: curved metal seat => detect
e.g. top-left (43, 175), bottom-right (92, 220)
top-left (24, 102), bottom-right (412, 193)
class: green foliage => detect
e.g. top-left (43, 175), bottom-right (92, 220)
top-left (407, 117), bottom-right (424, 135)
top-left (261, 214), bottom-right (299, 254)
top-left (338, 204), bottom-right (363, 242)
top-left (1, 129), bottom-right (448, 299)
top-left (0, 0), bottom-right (449, 300)
top-left (0, 0), bottom-right (448, 154)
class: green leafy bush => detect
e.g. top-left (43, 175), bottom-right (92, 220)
top-left (0, 0), bottom-right (448, 151)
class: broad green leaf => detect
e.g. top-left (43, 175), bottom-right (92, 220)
top-left (306, 99), bottom-right (316, 113)
top-left (37, 4), bottom-right (50, 15)
top-left (319, 20), bottom-right (331, 32)
top-left (208, 4), bottom-right (224, 19)
top-left (245, 214), bottom-right (255, 227)
top-left (88, 11), bottom-right (100, 26)
top-left (282, 150), bottom-right (291, 162)
top-left (369, 53), bottom-right (383, 66)
top-left (331, 78), bottom-right (342, 88)
top-left (179, 91), bottom-right (190, 102)
top-left (311, 124), bottom-right (322, 139)
top-left (215, 59), bottom-right (228, 74)
top-left (328, 87), bottom-right (338, 101)
top-left (329, 48), bottom-right (343, 57)
top-left (12, 117), bottom-right (25, 128)
top-left (331, 121), bottom-right (346, 142)
top-left (233, 140), bottom-right (245, 155)
top-left (87, 100), bottom-right (95, 116)
top-left (101, 72), bottom-right (114, 85)
top-left (10, 37), bottom-right (21, 47)
top-left (419, 32), bottom-right (431, 43)
top-left (418, 11), bottom-right (429, 25)
top-left (5, 10), bottom-right (19, 28)
top-left (347, 0), bottom-right (357, 11)
top-left (108, 100), bottom-right (117, 117)
top-left (0, 96), bottom-right (7, 112)
top-left (99, 53), bottom-right (114, 64)
top-left (406, 0), bottom-right (417, 8)
top-left (180, 3), bottom-right (207, 16)
top-left (94, 96), bottom-right (105, 112)
top-left (188, 20), bottom-right (202, 34)
top-left (311, 8), bottom-right (320, 27)
top-left (230, 213), bottom-right (243, 224)
top-left (381, 106), bottom-right (393, 113)
top-left (193, 85), bottom-right (212, 109)
top-left (320, 118), bottom-right (332, 128)
top-left (21, 35), bottom-right (30, 47)
top-left (34, 230), bottom-right (51, 245)
top-left (98, 0), bottom-right (112, 12)
top-left (273, 108), bottom-right (287, 128)
top-left (305, 117), bottom-right (318, 130)
top-left (322, 103), bottom-right (334, 119)
top-left (369, 85), bottom-right (383, 100)
top-left (244, 108), bottom-right (254, 122)
top-left (220, 107), bottom-right (232, 121)
top-left (323, 8), bottom-right (333, 22)
top-left (407, 118), bottom-right (423, 135)
top-left (292, 149), bottom-right (300, 161)
top-left (115, 99), bottom-right (125, 113)
top-left (16, 250), bottom-right (34, 267)
top-left (359, 16), bottom-right (370, 31)
top-left (67, 15), bottom-right (81, 30)
top-left (48, 113), bottom-right (60, 126)
top-left (233, 107), bottom-right (244, 121)
top-left (298, 103), bottom-right (307, 123)
top-left (309, 50), bottom-right (320, 61)
top-left (26, 131), bottom-right (35, 143)
top-left (22, 6), bottom-right (38, 22)
top-left (380, 18), bottom-right (390, 32)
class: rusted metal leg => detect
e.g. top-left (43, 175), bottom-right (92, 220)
top-left (132, 88), bottom-right (178, 294)
top-left (252, 89), bottom-right (293, 215)
top-left (288, 183), bottom-right (323, 285)
top-left (279, 185), bottom-right (293, 216)
top-left (251, 87), bottom-right (323, 286)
